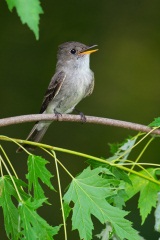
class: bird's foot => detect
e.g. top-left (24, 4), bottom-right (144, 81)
top-left (54, 110), bottom-right (62, 121)
top-left (74, 109), bottom-right (86, 123)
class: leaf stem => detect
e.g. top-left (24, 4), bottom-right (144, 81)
top-left (0, 155), bottom-right (3, 177)
top-left (51, 151), bottom-right (68, 240)
top-left (130, 137), bottom-right (154, 173)
top-left (40, 147), bottom-right (74, 179)
top-left (1, 135), bottom-right (160, 185)
top-left (0, 145), bottom-right (19, 179)
top-left (110, 162), bottom-right (159, 184)
top-left (0, 150), bottom-right (22, 201)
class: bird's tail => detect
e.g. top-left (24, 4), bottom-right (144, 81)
top-left (16, 121), bottom-right (51, 152)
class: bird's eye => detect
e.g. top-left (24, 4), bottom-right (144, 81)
top-left (70, 49), bottom-right (76, 54)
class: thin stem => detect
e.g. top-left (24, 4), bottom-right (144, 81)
top-left (40, 147), bottom-right (74, 179)
top-left (122, 162), bottom-right (160, 167)
top-left (1, 136), bottom-right (160, 185)
top-left (110, 135), bottom-right (139, 163)
top-left (44, 144), bottom-right (160, 185)
top-left (0, 145), bottom-right (19, 179)
top-left (41, 147), bottom-right (69, 239)
top-left (118, 159), bottom-right (156, 177)
top-left (0, 155), bottom-right (3, 177)
top-left (110, 162), bottom-right (160, 185)
top-left (55, 159), bottom-right (74, 179)
top-left (0, 153), bottom-right (22, 201)
top-left (0, 135), bottom-right (31, 155)
top-left (120, 159), bottom-right (151, 173)
top-left (130, 137), bottom-right (154, 173)
top-left (112, 130), bottom-right (156, 163)
top-left (51, 150), bottom-right (68, 240)
top-left (130, 128), bottom-right (157, 149)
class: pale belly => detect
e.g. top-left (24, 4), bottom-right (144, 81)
top-left (47, 70), bottom-right (93, 114)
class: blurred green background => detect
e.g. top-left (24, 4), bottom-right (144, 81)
top-left (1, 0), bottom-right (160, 239)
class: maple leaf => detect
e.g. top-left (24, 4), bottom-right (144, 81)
top-left (26, 155), bottom-right (54, 201)
top-left (63, 167), bottom-right (140, 240)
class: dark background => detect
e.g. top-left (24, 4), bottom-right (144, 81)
top-left (1, 0), bottom-right (160, 239)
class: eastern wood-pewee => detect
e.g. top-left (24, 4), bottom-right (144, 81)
top-left (17, 41), bottom-right (98, 152)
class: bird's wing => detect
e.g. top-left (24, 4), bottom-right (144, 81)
top-left (39, 71), bottom-right (66, 113)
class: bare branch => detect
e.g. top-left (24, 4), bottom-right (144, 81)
top-left (0, 114), bottom-right (159, 135)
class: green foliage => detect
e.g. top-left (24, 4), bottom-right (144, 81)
top-left (63, 167), bottom-right (139, 240)
top-left (108, 136), bottom-right (137, 162)
top-left (26, 155), bottom-right (54, 200)
top-left (0, 176), bottom-right (20, 239)
top-left (149, 117), bottom-right (160, 127)
top-left (155, 192), bottom-right (160, 232)
top-left (0, 131), bottom-right (160, 239)
top-left (125, 168), bottom-right (160, 224)
top-left (6, 0), bottom-right (43, 39)
top-left (0, 154), bottom-right (59, 239)
top-left (19, 198), bottom-right (60, 239)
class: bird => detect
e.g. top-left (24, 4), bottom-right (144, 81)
top-left (17, 41), bottom-right (98, 152)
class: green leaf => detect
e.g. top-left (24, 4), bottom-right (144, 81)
top-left (110, 167), bottom-right (132, 185)
top-left (87, 158), bottom-right (132, 185)
top-left (86, 158), bottom-right (110, 169)
top-left (108, 142), bottom-right (121, 154)
top-left (6, 0), bottom-right (43, 40)
top-left (63, 201), bottom-right (72, 220)
top-left (0, 176), bottom-right (19, 239)
top-left (108, 136), bottom-right (137, 163)
top-left (96, 222), bottom-right (144, 240)
top-left (86, 164), bottom-right (129, 209)
top-left (63, 167), bottom-right (140, 240)
top-left (125, 168), bottom-right (160, 224)
top-left (26, 155), bottom-right (54, 201)
top-left (110, 188), bottom-right (127, 209)
top-left (155, 192), bottom-right (160, 232)
top-left (19, 198), bottom-right (60, 239)
top-left (149, 117), bottom-right (160, 127)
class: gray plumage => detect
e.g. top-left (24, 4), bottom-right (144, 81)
top-left (17, 41), bottom-right (98, 152)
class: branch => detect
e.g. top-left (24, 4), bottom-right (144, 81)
top-left (0, 114), bottom-right (159, 135)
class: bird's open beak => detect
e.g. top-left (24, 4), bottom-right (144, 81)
top-left (79, 45), bottom-right (98, 55)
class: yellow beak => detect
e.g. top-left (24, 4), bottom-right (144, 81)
top-left (79, 45), bottom-right (98, 55)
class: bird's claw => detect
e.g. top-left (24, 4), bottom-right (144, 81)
top-left (54, 110), bottom-right (62, 121)
top-left (74, 108), bottom-right (86, 123)
top-left (79, 112), bottom-right (86, 123)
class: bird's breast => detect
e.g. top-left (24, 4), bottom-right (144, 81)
top-left (66, 68), bottom-right (93, 95)
top-left (49, 68), bottom-right (94, 114)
